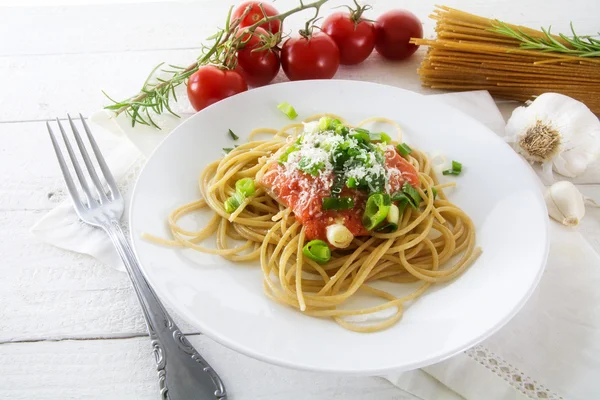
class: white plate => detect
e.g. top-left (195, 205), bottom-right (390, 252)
top-left (130, 80), bottom-right (548, 375)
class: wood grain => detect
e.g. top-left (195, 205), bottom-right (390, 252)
top-left (1, 0), bottom-right (599, 398)
top-left (0, 335), bottom-right (417, 400)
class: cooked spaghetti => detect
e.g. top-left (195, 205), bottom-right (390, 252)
top-left (411, 6), bottom-right (600, 113)
top-left (144, 115), bottom-right (481, 332)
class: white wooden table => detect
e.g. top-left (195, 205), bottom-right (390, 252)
top-left (1, 1), bottom-right (599, 399)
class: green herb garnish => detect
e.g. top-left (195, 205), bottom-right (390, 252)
top-left (302, 240), bottom-right (331, 264)
top-left (442, 160), bottom-right (463, 176)
top-left (396, 143), bottom-right (412, 157)
top-left (228, 129), bottom-right (239, 140)
top-left (322, 196), bottom-right (355, 211)
top-left (277, 102), bottom-right (298, 120)
top-left (362, 193), bottom-right (391, 231)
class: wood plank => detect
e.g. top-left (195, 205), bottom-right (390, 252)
top-left (0, 335), bottom-right (417, 400)
top-left (0, 209), bottom-right (197, 341)
top-left (1, 0), bottom-right (598, 56)
top-left (0, 48), bottom-right (434, 123)
top-left (0, 120), bottom-right (141, 211)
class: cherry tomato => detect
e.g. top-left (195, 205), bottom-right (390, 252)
top-left (321, 11), bottom-right (375, 65)
top-left (231, 1), bottom-right (281, 35)
top-left (236, 27), bottom-right (280, 87)
top-left (281, 32), bottom-right (340, 81)
top-left (186, 66), bottom-right (248, 112)
top-left (374, 10), bottom-right (422, 60)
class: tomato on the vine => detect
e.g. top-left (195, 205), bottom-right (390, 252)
top-left (374, 10), bottom-right (422, 60)
top-left (281, 32), bottom-right (340, 81)
top-left (236, 27), bottom-right (280, 87)
top-left (187, 66), bottom-right (248, 112)
top-left (321, 11), bottom-right (375, 65)
top-left (232, 1), bottom-right (281, 35)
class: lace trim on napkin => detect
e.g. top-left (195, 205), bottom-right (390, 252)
top-left (465, 345), bottom-right (563, 400)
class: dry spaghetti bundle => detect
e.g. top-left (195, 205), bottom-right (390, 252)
top-left (411, 6), bottom-right (600, 113)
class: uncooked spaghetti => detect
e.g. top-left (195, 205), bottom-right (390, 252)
top-left (144, 115), bottom-right (481, 332)
top-left (411, 6), bottom-right (600, 113)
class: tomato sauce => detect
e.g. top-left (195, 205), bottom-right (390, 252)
top-left (260, 147), bottom-right (420, 242)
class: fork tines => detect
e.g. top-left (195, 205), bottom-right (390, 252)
top-left (46, 114), bottom-right (120, 211)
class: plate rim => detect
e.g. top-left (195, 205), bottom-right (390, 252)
top-left (128, 79), bottom-right (550, 374)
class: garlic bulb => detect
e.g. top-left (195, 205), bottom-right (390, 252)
top-left (545, 181), bottom-right (586, 226)
top-left (505, 93), bottom-right (600, 181)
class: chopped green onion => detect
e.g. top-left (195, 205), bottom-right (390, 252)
top-left (335, 125), bottom-right (349, 135)
top-left (452, 160), bottom-right (462, 172)
top-left (391, 192), bottom-right (410, 203)
top-left (442, 169), bottom-right (461, 176)
top-left (369, 132), bottom-right (392, 144)
top-left (277, 102), bottom-right (298, 120)
top-left (223, 145), bottom-right (239, 154)
top-left (228, 129), bottom-right (239, 140)
top-left (350, 131), bottom-right (370, 143)
top-left (298, 157), bottom-right (325, 176)
top-left (278, 144), bottom-right (299, 164)
top-left (376, 204), bottom-right (400, 232)
top-left (402, 182), bottom-right (421, 208)
top-left (375, 223), bottom-right (398, 233)
top-left (224, 192), bottom-right (244, 213)
top-left (302, 240), bottom-right (331, 264)
top-left (346, 177), bottom-right (357, 188)
top-left (362, 193), bottom-right (391, 231)
top-left (235, 178), bottom-right (255, 197)
top-left (396, 143), bottom-right (412, 157)
top-left (331, 119), bottom-right (343, 129)
top-left (443, 160), bottom-right (463, 176)
top-left (329, 119), bottom-right (348, 135)
top-left (322, 196), bottom-right (354, 211)
top-left (425, 187), bottom-right (438, 200)
top-left (318, 116), bottom-right (333, 131)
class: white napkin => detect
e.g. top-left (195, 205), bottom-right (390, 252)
top-left (31, 90), bottom-right (600, 400)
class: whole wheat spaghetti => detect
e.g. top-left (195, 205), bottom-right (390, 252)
top-left (144, 115), bottom-right (481, 332)
top-left (411, 6), bottom-right (600, 113)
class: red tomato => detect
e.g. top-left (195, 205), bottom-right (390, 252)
top-left (374, 10), bottom-right (422, 60)
top-left (236, 27), bottom-right (280, 87)
top-left (321, 11), bottom-right (375, 65)
top-left (281, 32), bottom-right (340, 81)
top-left (231, 1), bottom-right (281, 35)
top-left (186, 66), bottom-right (248, 112)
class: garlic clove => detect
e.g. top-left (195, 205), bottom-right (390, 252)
top-left (544, 181), bottom-right (586, 226)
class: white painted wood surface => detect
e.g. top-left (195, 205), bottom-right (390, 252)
top-left (0, 0), bottom-right (599, 399)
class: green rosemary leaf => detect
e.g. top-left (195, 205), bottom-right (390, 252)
top-left (581, 51), bottom-right (600, 57)
top-left (142, 62), bottom-right (164, 89)
top-left (490, 20), bottom-right (600, 57)
top-left (224, 5), bottom-right (234, 31)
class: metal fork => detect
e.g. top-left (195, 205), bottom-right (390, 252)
top-left (47, 114), bottom-right (227, 400)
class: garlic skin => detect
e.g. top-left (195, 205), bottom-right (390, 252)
top-left (544, 181), bottom-right (586, 226)
top-left (505, 93), bottom-right (600, 181)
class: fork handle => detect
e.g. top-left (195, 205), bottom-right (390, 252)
top-left (102, 220), bottom-right (227, 400)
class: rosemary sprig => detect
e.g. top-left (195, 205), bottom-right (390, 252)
top-left (104, 0), bottom-right (330, 128)
top-left (490, 21), bottom-right (600, 57)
